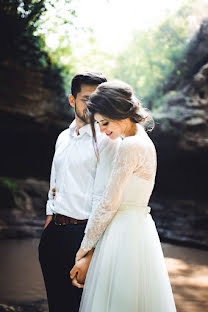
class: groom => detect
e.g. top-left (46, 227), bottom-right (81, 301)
top-left (39, 71), bottom-right (121, 312)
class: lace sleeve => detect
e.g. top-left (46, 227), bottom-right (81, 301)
top-left (81, 137), bottom-right (146, 252)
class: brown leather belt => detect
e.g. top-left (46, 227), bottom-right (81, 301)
top-left (53, 214), bottom-right (88, 225)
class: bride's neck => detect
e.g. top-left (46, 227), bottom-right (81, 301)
top-left (123, 121), bottom-right (138, 138)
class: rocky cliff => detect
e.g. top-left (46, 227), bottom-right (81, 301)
top-left (151, 19), bottom-right (208, 199)
top-left (0, 60), bottom-right (73, 179)
top-left (149, 20), bottom-right (208, 248)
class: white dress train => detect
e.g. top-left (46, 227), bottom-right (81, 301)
top-left (79, 124), bottom-right (177, 312)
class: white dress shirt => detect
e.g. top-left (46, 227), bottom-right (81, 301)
top-left (46, 119), bottom-right (121, 219)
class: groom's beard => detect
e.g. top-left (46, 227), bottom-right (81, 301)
top-left (75, 103), bottom-right (89, 124)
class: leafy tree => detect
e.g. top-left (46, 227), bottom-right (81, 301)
top-left (0, 0), bottom-right (75, 73)
top-left (0, 0), bottom-right (48, 66)
top-left (112, 0), bottom-right (208, 109)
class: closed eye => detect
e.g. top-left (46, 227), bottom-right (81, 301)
top-left (102, 122), bottom-right (109, 126)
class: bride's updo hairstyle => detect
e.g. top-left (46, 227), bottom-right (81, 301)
top-left (86, 80), bottom-right (154, 150)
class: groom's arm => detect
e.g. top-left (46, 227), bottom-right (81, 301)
top-left (70, 249), bottom-right (94, 288)
top-left (44, 130), bottom-right (66, 229)
top-left (43, 156), bottom-right (56, 229)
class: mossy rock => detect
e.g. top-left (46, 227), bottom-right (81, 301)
top-left (0, 304), bottom-right (16, 312)
top-left (0, 177), bottom-right (18, 209)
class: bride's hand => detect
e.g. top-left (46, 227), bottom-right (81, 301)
top-left (75, 248), bottom-right (88, 263)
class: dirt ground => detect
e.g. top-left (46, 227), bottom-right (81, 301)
top-left (163, 243), bottom-right (208, 312)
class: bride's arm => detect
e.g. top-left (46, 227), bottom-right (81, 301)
top-left (77, 138), bottom-right (145, 258)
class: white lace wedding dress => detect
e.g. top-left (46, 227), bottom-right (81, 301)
top-left (79, 124), bottom-right (177, 312)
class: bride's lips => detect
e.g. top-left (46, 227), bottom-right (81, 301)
top-left (106, 132), bottom-right (113, 137)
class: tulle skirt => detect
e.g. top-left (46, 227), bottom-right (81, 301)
top-left (79, 205), bottom-right (177, 312)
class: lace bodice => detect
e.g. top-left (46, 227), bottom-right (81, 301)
top-left (81, 124), bottom-right (157, 252)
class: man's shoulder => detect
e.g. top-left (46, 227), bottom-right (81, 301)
top-left (55, 128), bottom-right (70, 148)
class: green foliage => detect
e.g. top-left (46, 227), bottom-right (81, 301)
top-left (0, 177), bottom-right (18, 194)
top-left (43, 35), bottom-right (76, 92)
top-left (0, 177), bottom-right (18, 209)
top-left (0, 0), bottom-right (47, 62)
top-left (0, 0), bottom-right (75, 73)
top-left (111, 0), bottom-right (207, 109)
top-left (70, 33), bottom-right (115, 80)
top-left (0, 0), bottom-right (76, 103)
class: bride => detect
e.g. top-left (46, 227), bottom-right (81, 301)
top-left (71, 81), bottom-right (177, 312)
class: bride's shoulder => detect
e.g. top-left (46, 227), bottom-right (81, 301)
top-left (118, 136), bottom-right (145, 159)
top-left (120, 134), bottom-right (144, 149)
top-left (119, 131), bottom-right (155, 157)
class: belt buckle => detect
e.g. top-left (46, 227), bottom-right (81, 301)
top-left (71, 218), bottom-right (78, 224)
top-left (54, 214), bottom-right (63, 226)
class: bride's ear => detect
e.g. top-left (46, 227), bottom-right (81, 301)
top-left (69, 94), bottom-right (75, 108)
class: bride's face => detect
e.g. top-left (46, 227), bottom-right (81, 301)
top-left (94, 113), bottom-right (127, 140)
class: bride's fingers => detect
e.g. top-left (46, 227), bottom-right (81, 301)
top-left (70, 265), bottom-right (78, 279)
top-left (72, 277), bottom-right (84, 289)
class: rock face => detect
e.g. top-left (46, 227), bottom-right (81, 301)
top-left (0, 300), bottom-right (48, 312)
top-left (0, 60), bottom-right (73, 179)
top-left (1, 176), bottom-right (207, 249)
top-left (0, 178), bottom-right (48, 239)
top-left (153, 62), bottom-right (208, 151)
top-left (149, 20), bottom-right (208, 248)
top-left (152, 70), bottom-right (208, 195)
top-left (150, 199), bottom-right (208, 250)
top-left (186, 19), bottom-right (208, 79)
top-left (151, 20), bottom-right (208, 200)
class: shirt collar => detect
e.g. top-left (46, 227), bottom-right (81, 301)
top-left (69, 119), bottom-right (97, 137)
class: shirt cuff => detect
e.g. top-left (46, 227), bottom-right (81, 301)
top-left (46, 199), bottom-right (54, 215)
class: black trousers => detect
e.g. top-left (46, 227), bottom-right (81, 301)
top-left (38, 220), bottom-right (86, 312)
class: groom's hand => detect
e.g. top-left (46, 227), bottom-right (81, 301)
top-left (52, 187), bottom-right (56, 199)
top-left (43, 215), bottom-right (52, 230)
top-left (71, 276), bottom-right (84, 289)
top-left (70, 250), bottom-right (94, 288)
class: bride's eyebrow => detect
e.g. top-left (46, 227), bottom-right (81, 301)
top-left (96, 119), bottom-right (108, 123)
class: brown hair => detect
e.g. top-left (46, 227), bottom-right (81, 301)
top-left (86, 81), bottom-right (154, 153)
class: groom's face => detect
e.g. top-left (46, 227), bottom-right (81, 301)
top-left (69, 84), bottom-right (98, 123)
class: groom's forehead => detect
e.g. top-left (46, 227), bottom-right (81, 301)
top-left (78, 84), bottom-right (98, 97)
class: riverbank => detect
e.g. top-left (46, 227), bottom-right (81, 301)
top-left (0, 300), bottom-right (48, 312)
top-left (1, 177), bottom-right (208, 249)
top-left (1, 198), bottom-right (208, 250)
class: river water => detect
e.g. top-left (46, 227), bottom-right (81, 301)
top-left (0, 239), bottom-right (207, 311)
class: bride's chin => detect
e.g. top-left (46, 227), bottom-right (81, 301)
top-left (111, 133), bottom-right (121, 140)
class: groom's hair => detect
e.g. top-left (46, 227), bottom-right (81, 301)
top-left (71, 71), bottom-right (107, 98)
